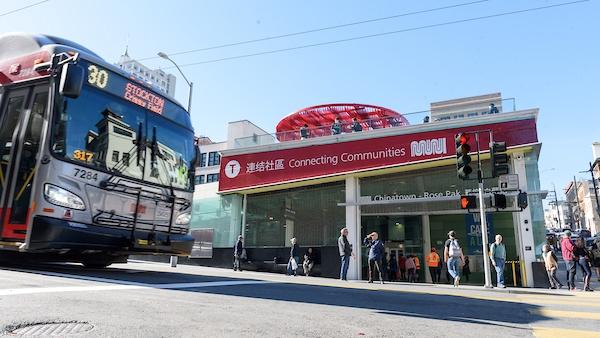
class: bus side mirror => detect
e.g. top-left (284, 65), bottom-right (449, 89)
top-left (59, 63), bottom-right (84, 99)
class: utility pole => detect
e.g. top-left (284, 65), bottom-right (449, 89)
top-left (553, 183), bottom-right (562, 228)
top-left (475, 132), bottom-right (492, 288)
top-left (573, 176), bottom-right (582, 230)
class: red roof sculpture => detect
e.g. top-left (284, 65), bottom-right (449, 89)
top-left (275, 103), bottom-right (408, 141)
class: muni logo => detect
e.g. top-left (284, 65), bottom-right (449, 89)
top-left (410, 138), bottom-right (447, 157)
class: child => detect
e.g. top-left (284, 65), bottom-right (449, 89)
top-left (542, 244), bottom-right (563, 289)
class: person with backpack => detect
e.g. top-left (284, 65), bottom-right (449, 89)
top-left (490, 234), bottom-right (507, 288)
top-left (444, 230), bottom-right (464, 287)
top-left (542, 244), bottom-right (563, 289)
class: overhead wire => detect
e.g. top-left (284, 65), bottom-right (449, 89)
top-left (0, 0), bottom-right (50, 18)
top-left (138, 0), bottom-right (490, 61)
top-left (161, 0), bottom-right (588, 69)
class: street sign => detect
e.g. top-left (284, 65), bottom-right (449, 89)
top-left (498, 174), bottom-right (519, 190)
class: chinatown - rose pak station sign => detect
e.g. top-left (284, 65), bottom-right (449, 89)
top-left (218, 118), bottom-right (537, 193)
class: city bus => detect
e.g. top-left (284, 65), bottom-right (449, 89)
top-left (0, 33), bottom-right (197, 267)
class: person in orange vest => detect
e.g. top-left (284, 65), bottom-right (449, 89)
top-left (426, 248), bottom-right (441, 283)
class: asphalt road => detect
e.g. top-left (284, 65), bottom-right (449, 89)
top-left (0, 260), bottom-right (598, 337)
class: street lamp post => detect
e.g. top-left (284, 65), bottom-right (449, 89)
top-left (157, 52), bottom-right (193, 114)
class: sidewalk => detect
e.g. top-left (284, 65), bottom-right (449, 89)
top-left (131, 260), bottom-right (600, 299)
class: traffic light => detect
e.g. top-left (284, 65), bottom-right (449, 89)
top-left (456, 133), bottom-right (473, 179)
top-left (493, 193), bottom-right (507, 209)
top-left (460, 195), bottom-right (477, 209)
top-left (517, 192), bottom-right (528, 209)
top-left (490, 141), bottom-right (509, 177)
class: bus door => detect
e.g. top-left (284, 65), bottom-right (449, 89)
top-left (0, 86), bottom-right (48, 241)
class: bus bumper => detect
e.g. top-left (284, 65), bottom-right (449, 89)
top-left (28, 216), bottom-right (193, 256)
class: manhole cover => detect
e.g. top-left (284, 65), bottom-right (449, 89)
top-left (8, 322), bottom-right (93, 336)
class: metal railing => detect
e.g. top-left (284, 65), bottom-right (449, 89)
top-left (233, 98), bottom-right (516, 148)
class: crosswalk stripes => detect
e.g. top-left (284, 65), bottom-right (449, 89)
top-left (532, 327), bottom-right (600, 338)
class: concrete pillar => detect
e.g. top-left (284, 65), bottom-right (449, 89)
top-left (512, 152), bottom-right (536, 287)
top-left (345, 176), bottom-right (361, 280)
top-left (422, 215), bottom-right (432, 283)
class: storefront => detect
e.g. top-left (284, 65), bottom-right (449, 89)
top-left (191, 108), bottom-right (544, 287)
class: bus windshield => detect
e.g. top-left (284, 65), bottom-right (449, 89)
top-left (51, 82), bottom-right (195, 191)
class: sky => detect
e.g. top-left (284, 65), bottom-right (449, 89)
top-left (1, 0), bottom-right (599, 200)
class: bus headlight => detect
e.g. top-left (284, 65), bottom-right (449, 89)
top-left (175, 212), bottom-right (191, 225)
top-left (44, 184), bottom-right (85, 210)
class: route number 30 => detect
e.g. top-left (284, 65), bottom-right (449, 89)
top-left (88, 65), bottom-right (109, 89)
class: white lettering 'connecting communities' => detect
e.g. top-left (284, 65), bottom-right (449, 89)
top-left (288, 147), bottom-right (406, 168)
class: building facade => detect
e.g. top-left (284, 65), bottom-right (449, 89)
top-left (116, 50), bottom-right (176, 97)
top-left (189, 95), bottom-right (545, 287)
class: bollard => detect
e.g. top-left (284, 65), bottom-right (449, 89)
top-left (170, 255), bottom-right (178, 268)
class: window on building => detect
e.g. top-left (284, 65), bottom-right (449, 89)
top-left (208, 152), bottom-right (220, 166)
top-left (199, 152), bottom-right (207, 167)
top-left (112, 150), bottom-right (119, 163)
top-left (245, 182), bottom-right (345, 247)
top-left (113, 126), bottom-right (133, 137)
top-left (194, 175), bottom-right (205, 185)
top-left (206, 173), bottom-right (219, 183)
top-left (122, 153), bottom-right (130, 166)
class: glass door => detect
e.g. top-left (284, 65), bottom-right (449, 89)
top-left (0, 86), bottom-right (48, 240)
top-left (360, 215), bottom-right (423, 281)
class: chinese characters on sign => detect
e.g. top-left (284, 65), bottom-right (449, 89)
top-left (246, 159), bottom-right (285, 173)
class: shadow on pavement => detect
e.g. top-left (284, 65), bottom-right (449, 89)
top-left (0, 261), bottom-right (549, 329)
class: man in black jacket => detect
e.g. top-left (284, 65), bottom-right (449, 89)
top-left (233, 235), bottom-right (244, 271)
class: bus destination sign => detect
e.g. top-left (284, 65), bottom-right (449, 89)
top-left (124, 83), bottom-right (164, 114)
top-left (86, 62), bottom-right (165, 114)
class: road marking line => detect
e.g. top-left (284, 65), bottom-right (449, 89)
top-left (530, 308), bottom-right (600, 320)
top-left (0, 280), bottom-right (272, 296)
top-left (532, 327), bottom-right (600, 338)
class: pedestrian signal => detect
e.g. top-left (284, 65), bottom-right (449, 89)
top-left (460, 195), bottom-right (477, 209)
top-left (490, 141), bottom-right (509, 177)
top-left (517, 192), bottom-right (528, 209)
top-left (456, 133), bottom-right (473, 179)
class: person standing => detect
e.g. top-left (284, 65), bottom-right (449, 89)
top-left (405, 255), bottom-right (417, 283)
top-left (444, 230), bottom-right (465, 287)
top-left (389, 254), bottom-right (398, 282)
top-left (338, 227), bottom-right (354, 280)
top-left (303, 247), bottom-right (316, 277)
top-left (351, 118), bottom-right (363, 132)
top-left (331, 118), bottom-right (342, 135)
top-left (542, 244), bottom-right (563, 289)
top-left (591, 239), bottom-right (600, 282)
top-left (574, 237), bottom-right (594, 291)
top-left (561, 230), bottom-right (577, 291)
top-left (233, 235), bottom-right (244, 272)
top-left (490, 234), bottom-right (507, 288)
top-left (287, 237), bottom-right (300, 276)
top-left (364, 232), bottom-right (384, 284)
top-left (300, 124), bottom-right (310, 140)
top-left (414, 255), bottom-right (421, 282)
top-left (462, 256), bottom-right (471, 282)
top-left (398, 254), bottom-right (407, 281)
top-left (426, 248), bottom-right (441, 283)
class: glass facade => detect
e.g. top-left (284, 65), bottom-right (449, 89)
top-left (245, 182), bottom-right (345, 247)
top-left (190, 194), bottom-right (242, 248)
top-left (525, 150), bottom-right (546, 257)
